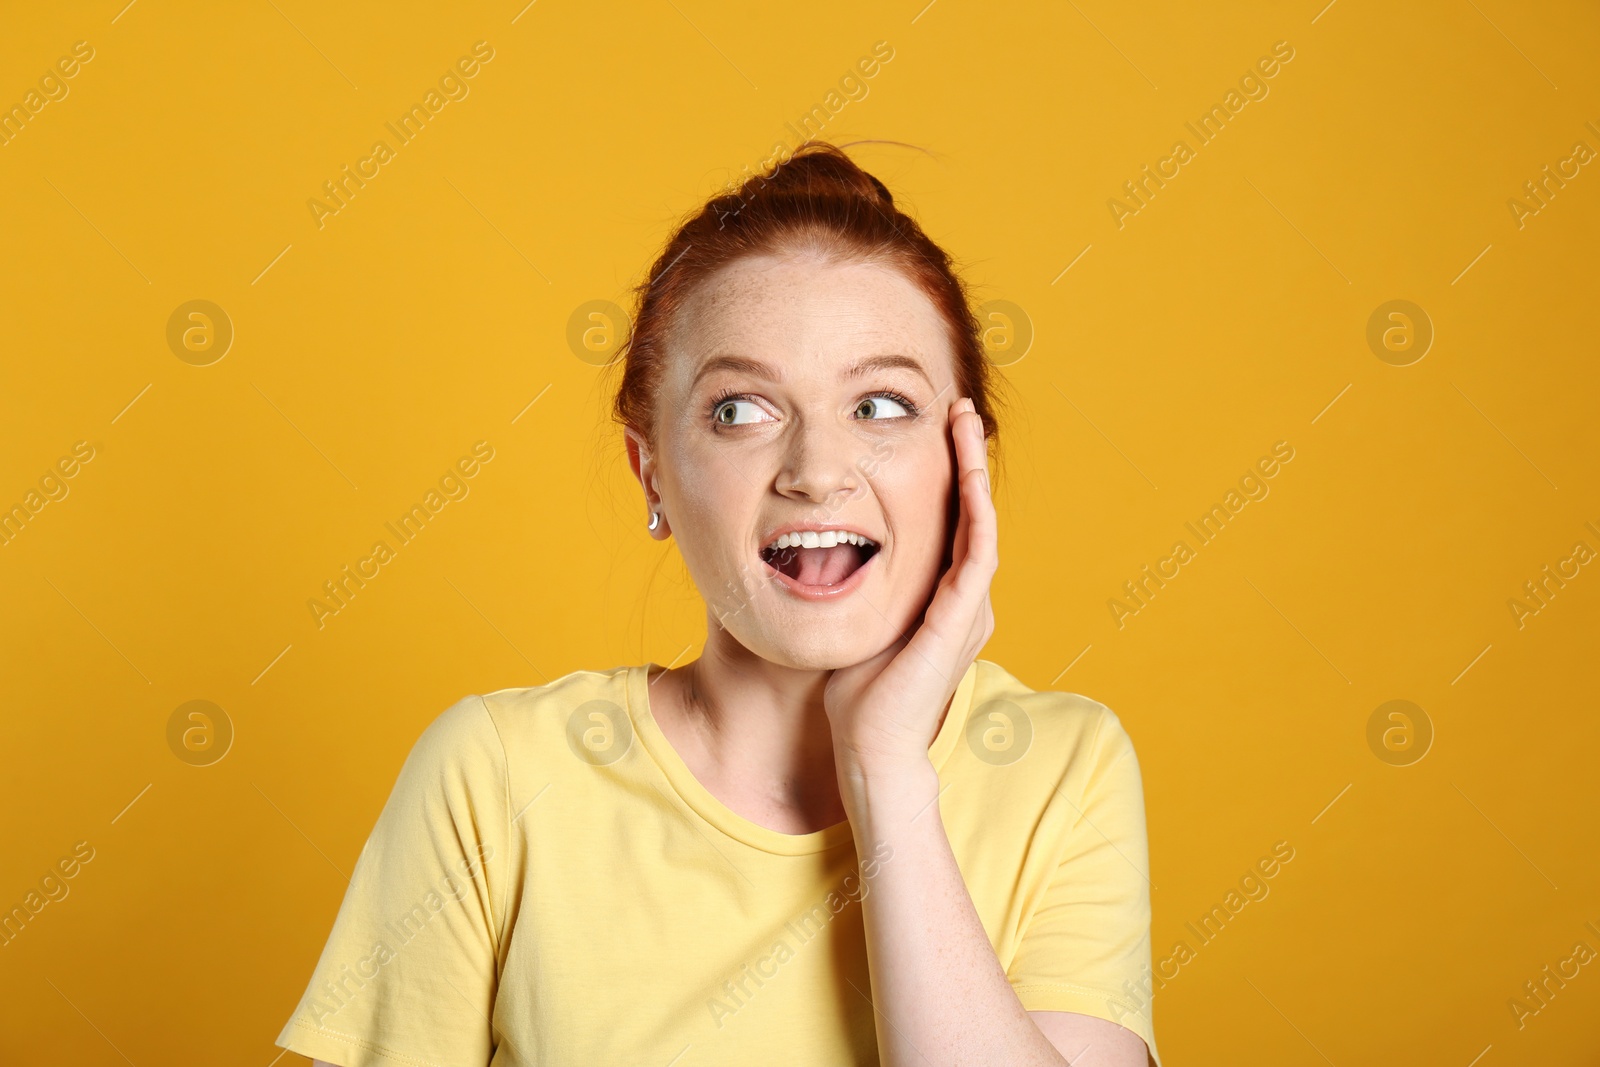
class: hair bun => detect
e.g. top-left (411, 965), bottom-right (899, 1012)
top-left (745, 141), bottom-right (895, 207)
top-left (863, 171), bottom-right (894, 205)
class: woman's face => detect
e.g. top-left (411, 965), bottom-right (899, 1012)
top-left (627, 251), bottom-right (965, 671)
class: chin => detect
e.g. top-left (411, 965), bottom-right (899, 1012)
top-left (731, 619), bottom-right (896, 672)
top-left (769, 649), bottom-right (865, 672)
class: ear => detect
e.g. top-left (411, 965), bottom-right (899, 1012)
top-left (624, 427), bottom-right (672, 540)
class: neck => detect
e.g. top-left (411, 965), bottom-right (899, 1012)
top-left (652, 618), bottom-right (846, 831)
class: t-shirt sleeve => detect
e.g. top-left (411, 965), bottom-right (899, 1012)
top-left (1007, 705), bottom-right (1161, 1067)
top-left (275, 694), bottom-right (510, 1067)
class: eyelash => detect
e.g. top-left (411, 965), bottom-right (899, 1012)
top-left (707, 388), bottom-right (921, 427)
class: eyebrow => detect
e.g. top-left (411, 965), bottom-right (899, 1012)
top-left (690, 353), bottom-right (933, 391)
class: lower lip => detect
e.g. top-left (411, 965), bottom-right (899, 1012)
top-left (761, 550), bottom-right (878, 601)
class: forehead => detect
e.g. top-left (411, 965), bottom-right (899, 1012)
top-left (669, 252), bottom-right (952, 375)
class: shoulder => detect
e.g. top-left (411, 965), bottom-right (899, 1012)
top-left (455, 663), bottom-right (639, 775)
top-left (381, 693), bottom-right (503, 807)
top-left (477, 663), bottom-right (630, 719)
top-left (398, 665), bottom-right (624, 773)
top-left (971, 659), bottom-right (1137, 754)
top-left (387, 665), bottom-right (635, 810)
top-left (476, 664), bottom-right (631, 737)
top-left (968, 659), bottom-right (1145, 799)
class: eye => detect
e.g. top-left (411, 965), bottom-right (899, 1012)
top-left (854, 392), bottom-right (917, 420)
top-left (710, 394), bottom-right (771, 426)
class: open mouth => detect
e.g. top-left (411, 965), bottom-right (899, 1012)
top-left (759, 530), bottom-right (881, 588)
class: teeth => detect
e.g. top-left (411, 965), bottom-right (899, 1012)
top-left (770, 530), bottom-right (875, 551)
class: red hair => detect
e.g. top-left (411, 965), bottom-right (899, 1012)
top-left (608, 140), bottom-right (1006, 488)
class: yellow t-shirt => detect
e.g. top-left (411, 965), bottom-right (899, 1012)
top-left (275, 658), bottom-right (1161, 1066)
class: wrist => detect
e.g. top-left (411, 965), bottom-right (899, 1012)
top-left (835, 746), bottom-right (940, 814)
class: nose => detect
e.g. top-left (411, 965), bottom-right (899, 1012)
top-left (774, 414), bottom-right (862, 510)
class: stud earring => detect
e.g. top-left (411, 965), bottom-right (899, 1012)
top-left (648, 511), bottom-right (661, 531)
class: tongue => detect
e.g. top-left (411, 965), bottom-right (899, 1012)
top-left (781, 544), bottom-right (863, 586)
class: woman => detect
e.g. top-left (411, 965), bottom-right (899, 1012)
top-left (276, 142), bottom-right (1160, 1067)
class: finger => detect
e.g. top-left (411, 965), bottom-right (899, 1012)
top-left (921, 407), bottom-right (996, 641)
top-left (953, 397), bottom-right (986, 492)
top-left (951, 402), bottom-right (996, 587)
top-left (948, 398), bottom-right (973, 568)
top-left (949, 470), bottom-right (996, 618)
top-left (904, 403), bottom-right (974, 656)
top-left (951, 399), bottom-right (988, 549)
top-left (951, 460), bottom-right (997, 603)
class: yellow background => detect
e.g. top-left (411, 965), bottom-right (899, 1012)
top-left (2, 1), bottom-right (1597, 1063)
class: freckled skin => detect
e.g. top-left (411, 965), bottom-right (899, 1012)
top-left (628, 250), bottom-right (961, 670)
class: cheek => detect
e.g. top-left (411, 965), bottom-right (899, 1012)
top-left (879, 450), bottom-right (955, 558)
top-left (665, 444), bottom-right (761, 559)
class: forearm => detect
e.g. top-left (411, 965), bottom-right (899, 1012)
top-left (838, 753), bottom-right (1068, 1067)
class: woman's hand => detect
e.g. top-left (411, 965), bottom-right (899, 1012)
top-left (824, 395), bottom-right (998, 779)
